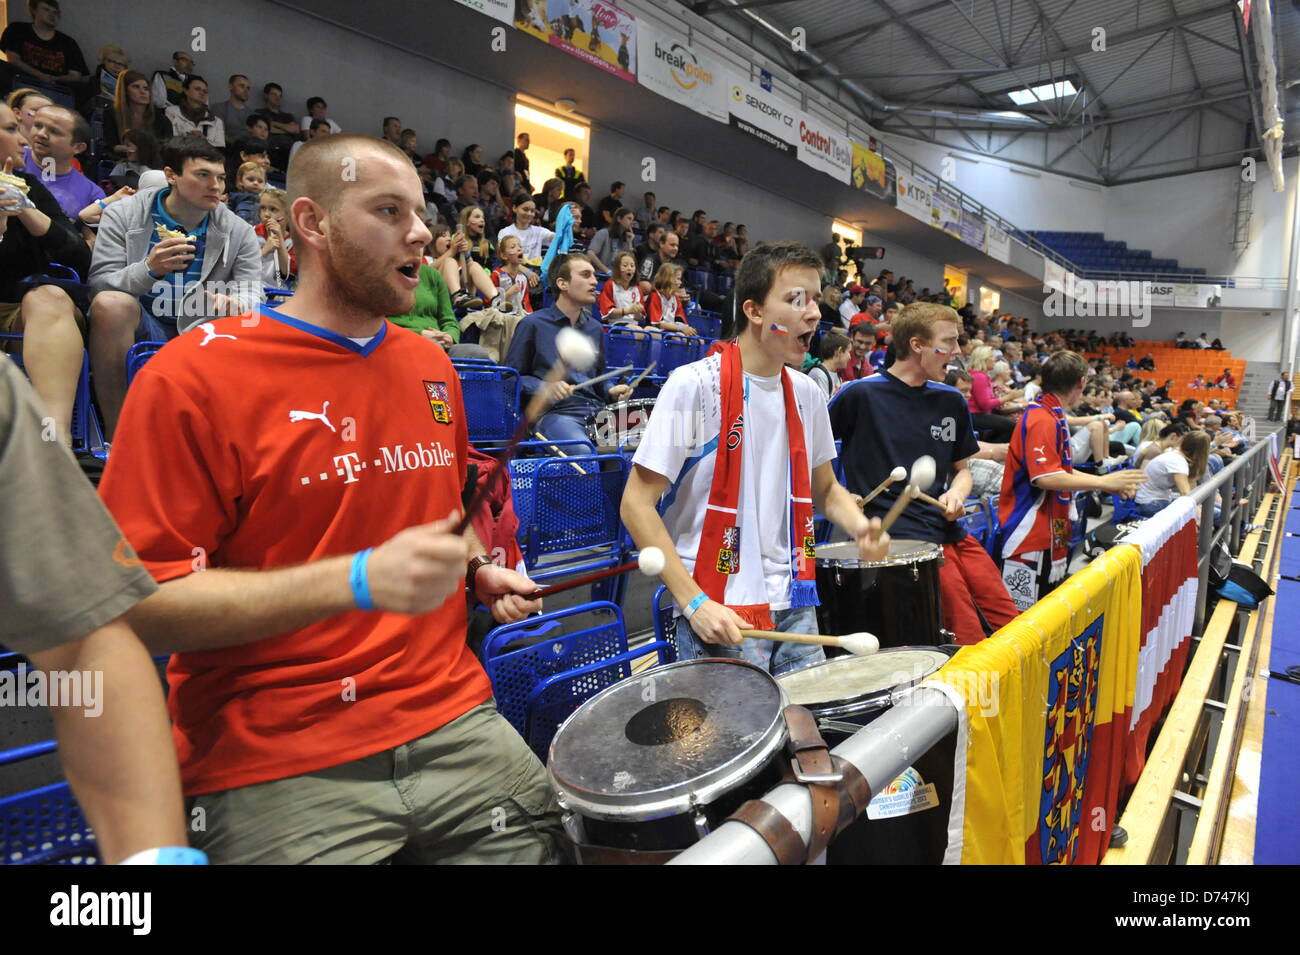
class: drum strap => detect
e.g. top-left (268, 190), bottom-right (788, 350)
top-left (832, 756), bottom-right (873, 836)
top-left (727, 705), bottom-right (842, 864)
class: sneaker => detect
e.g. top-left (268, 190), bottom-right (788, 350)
top-left (1102, 455), bottom-right (1129, 469)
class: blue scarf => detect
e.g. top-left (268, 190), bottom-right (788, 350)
top-left (540, 203), bottom-right (575, 278)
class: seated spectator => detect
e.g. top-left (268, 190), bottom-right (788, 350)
top-left (299, 96), bottom-right (340, 135)
top-left (432, 156), bottom-right (462, 203)
top-left (164, 75), bottom-right (225, 148)
top-left (497, 193), bottom-right (553, 264)
top-left (0, 100), bottom-right (91, 445)
top-left (511, 130), bottom-right (532, 191)
top-left (534, 177), bottom-right (564, 228)
top-left (85, 42), bottom-right (130, 111)
top-left (596, 250), bottom-right (642, 325)
top-left (22, 104), bottom-right (104, 222)
top-left (150, 50), bottom-right (192, 107)
top-left (503, 252), bottom-right (633, 445)
top-left (460, 143), bottom-right (484, 178)
top-left (1135, 420), bottom-right (1179, 468)
top-left (443, 205), bottom-right (497, 306)
top-left (1216, 367), bottom-right (1236, 389)
top-left (254, 83), bottom-right (298, 166)
top-left (966, 345), bottom-right (1016, 442)
top-left (684, 219), bottom-right (720, 271)
top-left (569, 181), bottom-right (597, 239)
top-left (491, 234), bottom-right (540, 316)
top-left (2, 0), bottom-right (88, 89)
top-left (819, 285), bottom-right (841, 327)
top-left (399, 129), bottom-right (422, 168)
top-left (289, 118), bottom-right (332, 162)
top-left (1137, 352), bottom-right (1156, 371)
top-left (840, 321), bottom-right (875, 381)
top-left (646, 263), bottom-right (695, 335)
top-left (388, 220), bottom-right (460, 345)
top-left (424, 138), bottom-right (451, 176)
top-left (381, 115), bottom-right (401, 146)
top-left (1135, 431), bottom-right (1209, 517)
top-left (477, 172), bottom-right (505, 236)
top-left (596, 180), bottom-right (624, 226)
top-left (7, 88), bottom-right (53, 148)
top-left (634, 190), bottom-right (656, 231)
top-left (103, 70), bottom-right (169, 159)
top-left (226, 161), bottom-right (265, 225)
top-left (1210, 337), bottom-right (1224, 350)
top-left (1021, 364), bottom-right (1043, 403)
top-left (254, 188), bottom-right (294, 288)
top-left (839, 284), bottom-right (865, 325)
top-left (450, 174), bottom-right (479, 219)
top-left (87, 136), bottom-right (262, 436)
top-left (1188, 373), bottom-right (1206, 389)
top-left (109, 128), bottom-right (160, 190)
top-left (244, 113), bottom-right (271, 144)
top-left (807, 331), bottom-right (849, 400)
top-left (635, 229), bottom-right (679, 296)
top-left (211, 74), bottom-right (252, 139)
top-left (587, 207), bottom-right (635, 273)
top-left (1196, 332), bottom-right (1211, 349)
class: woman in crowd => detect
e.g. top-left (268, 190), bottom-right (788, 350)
top-left (597, 251), bottom-right (643, 325)
top-left (109, 129), bottom-right (160, 190)
top-left (587, 207), bottom-right (635, 274)
top-left (104, 70), bottom-right (169, 158)
top-left (461, 143), bottom-right (484, 178)
top-left (1134, 420), bottom-right (1184, 469)
top-left (86, 43), bottom-right (131, 111)
top-left (496, 194), bottom-right (554, 264)
top-left (442, 205), bottom-right (498, 308)
top-left (535, 177), bottom-right (565, 229)
top-left (1135, 431), bottom-right (1209, 517)
top-left (7, 89), bottom-right (53, 148)
top-left (966, 345), bottom-right (1017, 442)
top-left (478, 172), bottom-right (506, 236)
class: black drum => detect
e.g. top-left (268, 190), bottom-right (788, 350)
top-left (815, 539), bottom-right (948, 648)
top-left (584, 399), bottom-right (655, 453)
top-left (547, 659), bottom-right (788, 860)
top-left (777, 647), bottom-right (957, 865)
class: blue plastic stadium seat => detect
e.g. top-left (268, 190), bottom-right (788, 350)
top-left (605, 326), bottom-right (653, 369)
top-left (452, 362), bottom-right (520, 446)
top-left (0, 740), bottom-right (98, 865)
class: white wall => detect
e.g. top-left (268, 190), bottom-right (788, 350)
top-left (1220, 311), bottom-right (1286, 363)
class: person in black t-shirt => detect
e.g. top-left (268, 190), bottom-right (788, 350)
top-left (571, 181), bottom-right (598, 238)
top-left (1, 0), bottom-right (88, 86)
top-left (596, 180), bottom-right (623, 226)
top-left (829, 301), bottom-right (1019, 645)
top-left (637, 230), bottom-right (679, 295)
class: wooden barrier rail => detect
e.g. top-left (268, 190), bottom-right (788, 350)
top-left (1104, 449), bottom-right (1293, 865)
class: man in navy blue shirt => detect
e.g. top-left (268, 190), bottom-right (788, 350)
top-left (504, 252), bottom-right (632, 445)
top-left (829, 301), bottom-right (1019, 645)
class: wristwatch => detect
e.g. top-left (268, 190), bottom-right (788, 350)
top-left (466, 554), bottom-right (494, 594)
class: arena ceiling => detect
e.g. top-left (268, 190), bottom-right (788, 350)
top-left (679, 0), bottom-right (1299, 182)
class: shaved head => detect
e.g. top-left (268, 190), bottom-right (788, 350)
top-left (286, 133), bottom-right (414, 217)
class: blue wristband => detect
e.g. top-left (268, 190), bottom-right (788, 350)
top-left (119, 846), bottom-right (208, 865)
top-left (684, 592), bottom-right (708, 618)
top-left (350, 548), bottom-right (375, 610)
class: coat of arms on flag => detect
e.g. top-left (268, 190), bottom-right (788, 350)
top-left (1038, 621), bottom-right (1101, 865)
top-left (717, 526), bottom-right (740, 574)
top-left (424, 380), bottom-right (452, 425)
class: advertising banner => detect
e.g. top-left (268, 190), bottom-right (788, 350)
top-left (636, 22), bottom-right (730, 122)
top-left (516, 0), bottom-right (638, 82)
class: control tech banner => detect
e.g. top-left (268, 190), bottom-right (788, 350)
top-left (924, 545), bottom-right (1142, 864)
top-left (636, 22), bottom-right (730, 122)
top-left (796, 112), bottom-right (851, 184)
top-left (727, 77), bottom-right (797, 155)
top-left (516, 0), bottom-right (638, 82)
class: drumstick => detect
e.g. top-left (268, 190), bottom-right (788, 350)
top-left (860, 466), bottom-right (907, 510)
top-left (626, 361), bottom-right (658, 393)
top-left (454, 329), bottom-right (597, 534)
top-left (739, 628), bottom-right (880, 656)
top-left (877, 484), bottom-right (917, 535)
top-left (571, 364), bottom-right (634, 392)
top-left (535, 547), bottom-right (666, 596)
top-left (878, 455), bottom-right (938, 536)
top-left (531, 429), bottom-right (587, 475)
top-left (913, 490), bottom-right (950, 512)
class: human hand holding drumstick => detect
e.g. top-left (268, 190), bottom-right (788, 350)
top-left (878, 456), bottom-right (938, 535)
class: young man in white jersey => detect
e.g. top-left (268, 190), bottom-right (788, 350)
top-left (620, 242), bottom-right (888, 675)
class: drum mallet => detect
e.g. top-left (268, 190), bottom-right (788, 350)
top-left (531, 429), bottom-right (588, 475)
top-left (534, 547), bottom-right (666, 596)
top-left (455, 327), bottom-right (597, 534)
top-left (878, 455), bottom-right (937, 536)
top-left (740, 628), bottom-right (880, 656)
top-left (859, 466), bottom-right (907, 509)
top-left (913, 489), bottom-right (951, 513)
top-left (571, 364), bottom-right (635, 392)
top-left (626, 361), bottom-right (658, 393)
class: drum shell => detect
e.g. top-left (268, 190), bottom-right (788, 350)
top-left (815, 540), bottom-right (944, 648)
top-left (584, 399), bottom-right (656, 452)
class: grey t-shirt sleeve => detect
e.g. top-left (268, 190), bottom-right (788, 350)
top-left (0, 360), bottom-right (157, 654)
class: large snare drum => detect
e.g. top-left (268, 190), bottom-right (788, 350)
top-left (548, 658), bottom-right (787, 860)
top-left (584, 398), bottom-right (656, 452)
top-left (777, 647), bottom-right (957, 865)
top-left (815, 539), bottom-right (946, 648)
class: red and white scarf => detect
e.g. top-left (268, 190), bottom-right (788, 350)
top-left (691, 342), bottom-right (818, 629)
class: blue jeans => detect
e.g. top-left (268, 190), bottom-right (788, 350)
top-left (536, 396), bottom-right (603, 448)
top-left (135, 303), bottom-right (179, 342)
top-left (1136, 499), bottom-right (1171, 518)
top-left (674, 605), bottom-right (825, 677)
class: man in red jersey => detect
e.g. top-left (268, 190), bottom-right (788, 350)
top-left (99, 133), bottom-right (566, 864)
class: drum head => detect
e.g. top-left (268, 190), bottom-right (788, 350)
top-left (548, 659), bottom-right (787, 821)
top-left (776, 647), bottom-right (953, 719)
top-left (816, 538), bottom-right (941, 569)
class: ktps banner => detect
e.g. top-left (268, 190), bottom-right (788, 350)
top-left (516, 0), bottom-right (638, 82)
top-left (727, 77), bottom-right (798, 155)
top-left (986, 225), bottom-right (1011, 263)
top-left (636, 24), bottom-right (730, 122)
top-left (852, 140), bottom-right (896, 205)
top-left (796, 113), bottom-right (851, 184)
top-left (895, 170), bottom-right (934, 223)
top-left (453, 0), bottom-right (513, 24)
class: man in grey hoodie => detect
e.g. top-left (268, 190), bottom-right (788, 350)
top-left (88, 136), bottom-right (261, 436)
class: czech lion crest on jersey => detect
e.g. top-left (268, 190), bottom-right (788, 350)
top-left (424, 380), bottom-right (452, 426)
top-left (717, 525), bottom-right (740, 575)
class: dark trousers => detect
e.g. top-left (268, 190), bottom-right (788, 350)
top-left (971, 413), bottom-right (1015, 444)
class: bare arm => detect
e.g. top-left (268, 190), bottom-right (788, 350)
top-left (28, 619), bottom-right (188, 864)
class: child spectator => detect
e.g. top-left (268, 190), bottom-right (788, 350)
top-left (497, 194), bottom-right (554, 263)
top-left (491, 234), bottom-right (539, 315)
top-left (646, 263), bottom-right (696, 335)
top-left (109, 128), bottom-right (159, 189)
top-left (441, 205), bottom-right (498, 307)
top-left (227, 161), bottom-right (265, 225)
top-left (299, 96), bottom-right (340, 135)
top-left (254, 188), bottom-right (294, 287)
top-left (597, 251), bottom-right (643, 325)
top-left (807, 331), bottom-right (850, 400)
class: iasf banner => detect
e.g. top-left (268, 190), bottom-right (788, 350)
top-left (727, 77), bottom-right (798, 156)
top-left (796, 113), bottom-right (851, 184)
top-left (516, 0), bottom-right (638, 82)
top-left (925, 545), bottom-right (1142, 864)
top-left (636, 23), bottom-right (729, 122)
top-left (851, 141), bottom-right (896, 205)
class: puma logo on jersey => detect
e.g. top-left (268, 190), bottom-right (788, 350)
top-left (1033, 444), bottom-right (1048, 463)
top-left (197, 322), bottom-right (237, 347)
top-left (930, 416), bottom-right (956, 442)
top-left (289, 401), bottom-right (336, 432)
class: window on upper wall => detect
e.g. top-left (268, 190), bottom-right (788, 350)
top-left (514, 98), bottom-right (589, 196)
top-left (979, 287), bottom-right (1001, 314)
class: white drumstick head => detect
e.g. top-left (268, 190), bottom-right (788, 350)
top-left (889, 466), bottom-right (907, 483)
top-left (910, 455), bottom-right (937, 491)
top-left (839, 632), bottom-right (880, 656)
top-left (556, 326), bottom-right (597, 371)
top-left (637, 546), bottom-right (665, 577)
